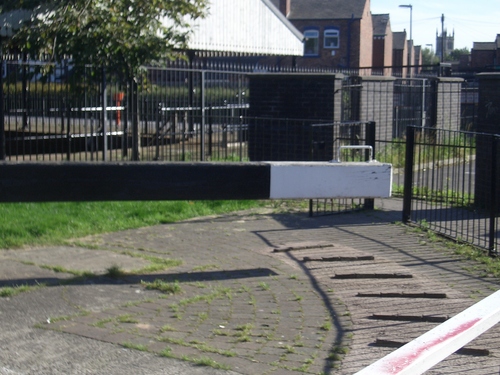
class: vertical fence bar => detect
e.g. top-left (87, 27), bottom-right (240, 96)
top-left (131, 78), bottom-right (140, 161)
top-left (101, 67), bottom-right (108, 161)
top-left (364, 121), bottom-right (376, 210)
top-left (154, 100), bottom-right (160, 161)
top-left (0, 48), bottom-right (5, 160)
top-left (122, 81), bottom-right (129, 159)
top-left (188, 52), bottom-right (194, 137)
top-left (22, 53), bottom-right (28, 131)
top-left (200, 70), bottom-right (205, 161)
top-left (489, 135), bottom-right (498, 256)
top-left (66, 61), bottom-right (71, 161)
top-left (207, 107), bottom-right (213, 158)
top-left (403, 125), bottom-right (415, 223)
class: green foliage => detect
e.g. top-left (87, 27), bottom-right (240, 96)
top-left (180, 356), bottom-right (231, 370)
top-left (377, 133), bottom-right (475, 169)
top-left (141, 279), bottom-right (182, 295)
top-left (117, 314), bottom-right (138, 323)
top-left (5, 0), bottom-right (208, 78)
top-left (0, 283), bottom-right (43, 297)
top-left (446, 48), bottom-right (470, 62)
top-left (410, 185), bottom-right (473, 207)
top-left (422, 47), bottom-right (440, 65)
top-left (376, 138), bottom-right (406, 168)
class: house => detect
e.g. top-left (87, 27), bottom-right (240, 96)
top-left (372, 14), bottom-right (393, 76)
top-left (392, 31), bottom-right (421, 77)
top-left (392, 31), bottom-right (408, 77)
top-left (270, 0), bottom-right (373, 72)
top-left (470, 35), bottom-right (500, 70)
top-left (413, 45), bottom-right (422, 75)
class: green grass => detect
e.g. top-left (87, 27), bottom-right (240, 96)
top-left (409, 224), bottom-right (500, 279)
top-left (116, 314), bottom-right (139, 324)
top-left (0, 283), bottom-right (45, 297)
top-left (141, 279), bottom-right (182, 295)
top-left (0, 200), bottom-right (266, 249)
top-left (376, 134), bottom-right (476, 169)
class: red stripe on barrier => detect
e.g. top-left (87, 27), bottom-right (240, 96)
top-left (384, 318), bottom-right (480, 374)
top-left (355, 289), bottom-right (500, 375)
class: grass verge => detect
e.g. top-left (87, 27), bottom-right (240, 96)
top-left (0, 200), bottom-right (267, 249)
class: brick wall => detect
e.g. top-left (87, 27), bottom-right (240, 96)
top-left (471, 49), bottom-right (496, 69)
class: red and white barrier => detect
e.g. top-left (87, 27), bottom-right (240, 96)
top-left (355, 289), bottom-right (500, 375)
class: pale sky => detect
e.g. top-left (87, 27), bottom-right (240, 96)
top-left (371, 0), bottom-right (500, 51)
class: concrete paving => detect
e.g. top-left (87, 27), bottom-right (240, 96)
top-left (0, 198), bottom-right (499, 374)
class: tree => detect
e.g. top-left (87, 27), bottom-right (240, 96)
top-left (2, 0), bottom-right (208, 161)
top-left (446, 47), bottom-right (470, 62)
top-left (421, 47), bottom-right (439, 66)
top-left (2, 0), bottom-right (208, 78)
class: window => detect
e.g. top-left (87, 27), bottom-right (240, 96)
top-left (304, 29), bottom-right (319, 56)
top-left (324, 28), bottom-right (339, 49)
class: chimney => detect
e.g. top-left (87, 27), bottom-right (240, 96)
top-left (279, 0), bottom-right (291, 17)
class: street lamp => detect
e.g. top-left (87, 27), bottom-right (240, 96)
top-left (399, 4), bottom-right (413, 77)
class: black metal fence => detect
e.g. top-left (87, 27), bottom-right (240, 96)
top-left (1, 58), bottom-right (478, 161)
top-left (2, 57), bottom-right (489, 224)
top-left (402, 125), bottom-right (499, 255)
top-left (1, 59), bottom-right (252, 162)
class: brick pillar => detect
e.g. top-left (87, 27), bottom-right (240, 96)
top-left (434, 77), bottom-right (463, 131)
top-left (248, 73), bottom-right (340, 161)
top-left (475, 73), bottom-right (500, 211)
top-left (359, 76), bottom-right (395, 143)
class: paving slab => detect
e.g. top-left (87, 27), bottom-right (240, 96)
top-left (0, 198), bottom-right (499, 375)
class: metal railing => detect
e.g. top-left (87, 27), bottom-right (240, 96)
top-left (3, 58), bottom-right (488, 223)
top-left (403, 125), bottom-right (499, 255)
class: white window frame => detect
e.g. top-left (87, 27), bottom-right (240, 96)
top-left (324, 28), bottom-right (340, 49)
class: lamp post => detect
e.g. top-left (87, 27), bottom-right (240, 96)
top-left (399, 4), bottom-right (413, 77)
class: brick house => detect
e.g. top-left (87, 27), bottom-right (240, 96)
top-left (413, 45), bottom-right (422, 75)
top-left (372, 14), bottom-right (393, 76)
top-left (470, 35), bottom-right (500, 69)
top-left (392, 31), bottom-right (408, 77)
top-left (270, 0), bottom-right (373, 72)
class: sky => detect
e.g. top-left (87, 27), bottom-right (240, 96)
top-left (371, 0), bottom-right (500, 51)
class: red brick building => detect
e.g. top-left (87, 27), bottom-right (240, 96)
top-left (413, 45), bottom-right (422, 75)
top-left (392, 31), bottom-right (408, 77)
top-left (372, 14), bottom-right (393, 76)
top-left (470, 35), bottom-right (500, 69)
top-left (271, 0), bottom-right (373, 73)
